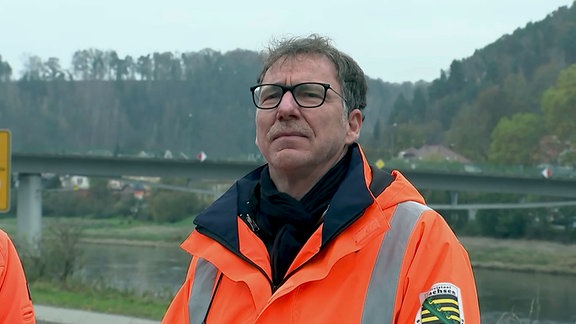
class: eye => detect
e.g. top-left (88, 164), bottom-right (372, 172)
top-left (259, 85), bottom-right (282, 103)
top-left (295, 84), bottom-right (324, 99)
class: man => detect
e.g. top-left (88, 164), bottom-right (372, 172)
top-left (0, 229), bottom-right (36, 323)
top-left (163, 34), bottom-right (480, 323)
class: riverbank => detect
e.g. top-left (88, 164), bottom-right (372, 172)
top-left (461, 236), bottom-right (576, 275)
top-left (2, 216), bottom-right (576, 275)
top-left (80, 235), bottom-right (576, 276)
top-left (30, 280), bottom-right (171, 321)
top-left (72, 216), bottom-right (576, 276)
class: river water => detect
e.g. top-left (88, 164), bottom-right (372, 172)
top-left (75, 243), bottom-right (576, 323)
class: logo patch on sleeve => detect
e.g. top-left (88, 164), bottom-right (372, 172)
top-left (415, 282), bottom-right (464, 324)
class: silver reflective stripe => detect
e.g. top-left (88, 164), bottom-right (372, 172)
top-left (362, 201), bottom-right (429, 323)
top-left (188, 258), bottom-right (218, 324)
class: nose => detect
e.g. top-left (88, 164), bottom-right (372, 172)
top-left (275, 90), bottom-right (300, 118)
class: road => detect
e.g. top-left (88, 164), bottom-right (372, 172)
top-left (35, 304), bottom-right (159, 324)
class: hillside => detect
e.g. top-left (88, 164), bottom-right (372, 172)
top-left (0, 49), bottom-right (415, 160)
top-left (386, 3), bottom-right (576, 164)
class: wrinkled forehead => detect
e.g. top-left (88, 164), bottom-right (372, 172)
top-left (262, 53), bottom-right (339, 84)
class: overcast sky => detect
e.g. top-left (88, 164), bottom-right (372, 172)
top-left (0, 0), bottom-right (573, 83)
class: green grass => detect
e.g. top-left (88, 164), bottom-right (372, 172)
top-left (81, 219), bottom-right (191, 244)
top-left (0, 216), bottom-right (194, 245)
top-left (30, 280), bottom-right (171, 320)
top-left (461, 236), bottom-right (576, 275)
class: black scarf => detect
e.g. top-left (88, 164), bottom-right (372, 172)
top-left (255, 148), bottom-right (352, 287)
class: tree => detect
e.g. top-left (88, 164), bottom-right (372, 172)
top-left (372, 117), bottom-right (381, 142)
top-left (44, 57), bottom-right (66, 80)
top-left (136, 54), bottom-right (153, 80)
top-left (388, 94), bottom-right (411, 124)
top-left (393, 123), bottom-right (427, 152)
top-left (428, 70), bottom-right (448, 101)
top-left (446, 102), bottom-right (490, 161)
top-left (72, 49), bottom-right (92, 80)
top-left (124, 55), bottom-right (135, 80)
top-left (91, 49), bottom-right (106, 80)
top-left (411, 87), bottom-right (427, 123)
top-left (489, 113), bottom-right (546, 164)
top-left (21, 55), bottom-right (46, 81)
top-left (108, 50), bottom-right (121, 80)
top-left (561, 23), bottom-right (576, 64)
top-left (485, 61), bottom-right (501, 83)
top-left (537, 135), bottom-right (565, 164)
top-left (542, 64), bottom-right (576, 164)
top-left (448, 60), bottom-right (465, 92)
top-left (529, 62), bottom-right (564, 101)
top-left (152, 52), bottom-right (176, 80)
top-left (448, 85), bottom-right (522, 161)
top-left (0, 56), bottom-right (12, 81)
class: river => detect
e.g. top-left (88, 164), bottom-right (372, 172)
top-left (75, 243), bottom-right (576, 323)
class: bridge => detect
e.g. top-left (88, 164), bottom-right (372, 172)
top-left (9, 153), bottom-right (576, 245)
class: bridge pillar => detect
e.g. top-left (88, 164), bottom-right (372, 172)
top-left (468, 208), bottom-right (477, 221)
top-left (17, 173), bottom-right (42, 250)
top-left (450, 191), bottom-right (459, 205)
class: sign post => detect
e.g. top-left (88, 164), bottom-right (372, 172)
top-left (0, 130), bottom-right (11, 213)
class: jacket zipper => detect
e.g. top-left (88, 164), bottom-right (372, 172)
top-left (245, 213), bottom-right (260, 233)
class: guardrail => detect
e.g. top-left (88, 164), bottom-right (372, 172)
top-left (10, 150), bottom-right (576, 181)
top-left (383, 159), bottom-right (575, 180)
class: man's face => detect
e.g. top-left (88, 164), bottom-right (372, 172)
top-left (255, 54), bottom-right (361, 176)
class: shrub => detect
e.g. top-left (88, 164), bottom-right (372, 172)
top-left (148, 190), bottom-right (208, 223)
top-left (18, 219), bottom-right (84, 282)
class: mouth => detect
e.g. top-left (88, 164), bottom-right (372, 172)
top-left (272, 131), bottom-right (306, 141)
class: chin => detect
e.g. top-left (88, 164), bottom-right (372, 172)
top-left (268, 150), bottom-right (310, 170)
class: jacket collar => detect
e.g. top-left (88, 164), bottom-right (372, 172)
top-left (193, 143), bottom-right (374, 254)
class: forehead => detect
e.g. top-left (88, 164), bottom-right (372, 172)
top-left (262, 54), bottom-right (338, 84)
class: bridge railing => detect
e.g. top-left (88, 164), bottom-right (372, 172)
top-left (11, 149), bottom-right (576, 181)
top-left (383, 159), bottom-right (576, 180)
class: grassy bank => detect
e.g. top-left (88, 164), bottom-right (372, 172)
top-left (0, 216), bottom-right (192, 246)
top-left (31, 281), bottom-right (171, 320)
top-left (2, 216), bottom-right (576, 274)
top-left (462, 236), bottom-right (576, 275)
top-left (57, 217), bottom-right (576, 275)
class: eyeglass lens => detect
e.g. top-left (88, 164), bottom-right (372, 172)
top-left (254, 83), bottom-right (327, 109)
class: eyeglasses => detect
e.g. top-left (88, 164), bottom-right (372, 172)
top-left (249, 82), bottom-right (346, 109)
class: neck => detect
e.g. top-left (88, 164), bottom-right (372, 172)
top-left (268, 147), bottom-right (349, 200)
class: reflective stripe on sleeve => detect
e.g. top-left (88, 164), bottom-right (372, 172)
top-left (188, 258), bottom-right (218, 324)
top-left (362, 201), bottom-right (429, 323)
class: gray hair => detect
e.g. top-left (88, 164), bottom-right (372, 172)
top-left (256, 34), bottom-right (367, 114)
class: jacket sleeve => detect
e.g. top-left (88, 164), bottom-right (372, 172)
top-left (393, 210), bottom-right (481, 324)
top-left (0, 231), bottom-right (36, 324)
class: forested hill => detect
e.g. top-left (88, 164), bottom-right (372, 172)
top-left (0, 48), bottom-right (415, 160)
top-left (0, 2), bottom-right (575, 166)
top-left (386, 3), bottom-right (576, 164)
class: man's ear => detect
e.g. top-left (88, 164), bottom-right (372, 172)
top-left (346, 109), bottom-right (363, 143)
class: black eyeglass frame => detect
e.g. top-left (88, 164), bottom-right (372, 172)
top-left (249, 82), bottom-right (346, 109)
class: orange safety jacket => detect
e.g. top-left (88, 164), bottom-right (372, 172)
top-left (163, 145), bottom-right (480, 323)
top-left (0, 230), bottom-right (35, 324)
